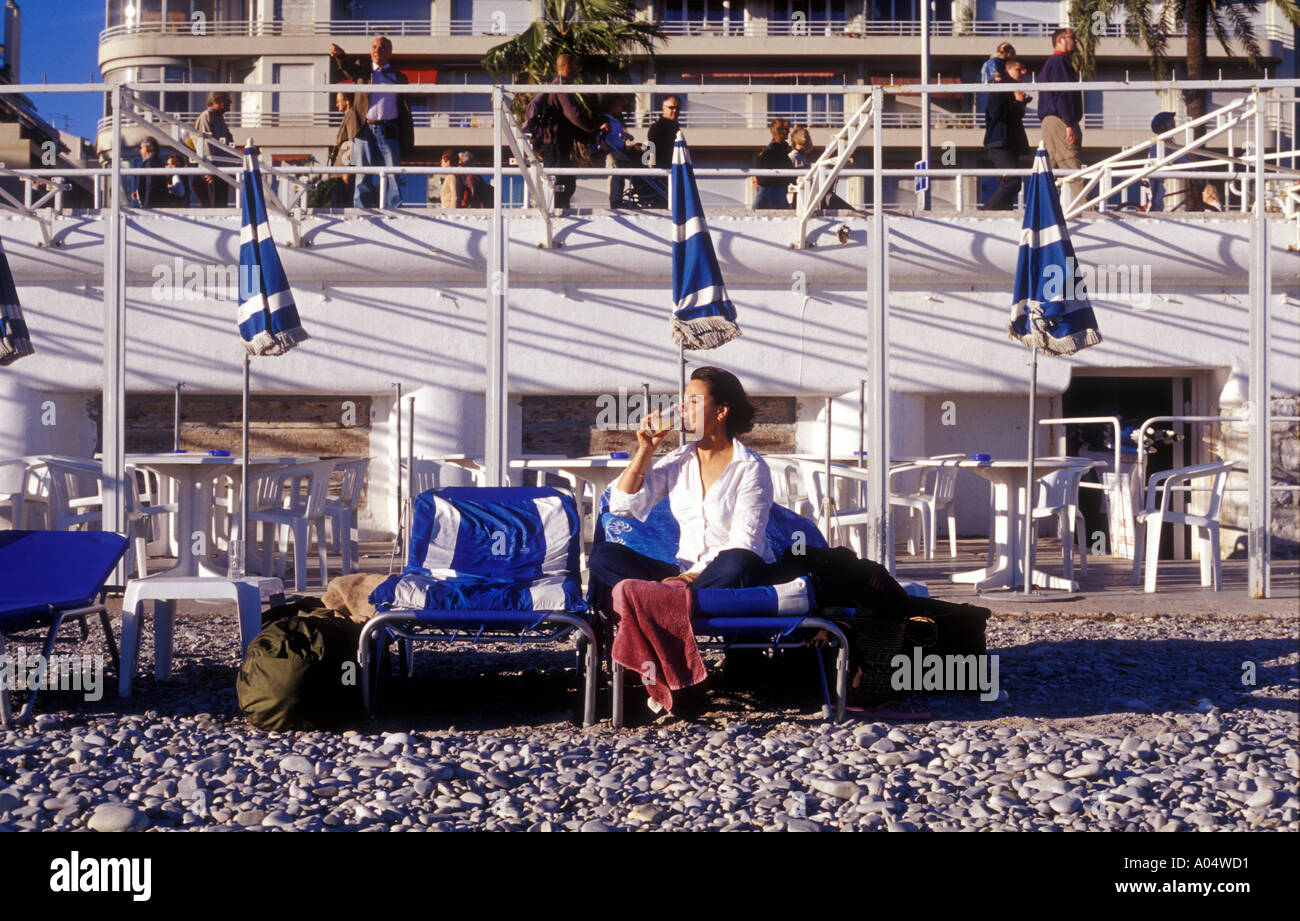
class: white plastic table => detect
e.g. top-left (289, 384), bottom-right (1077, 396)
top-left (911, 456), bottom-right (1102, 592)
top-left (510, 456), bottom-right (635, 542)
top-left (126, 453), bottom-right (315, 578)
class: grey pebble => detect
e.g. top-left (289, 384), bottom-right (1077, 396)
top-left (88, 803), bottom-right (143, 833)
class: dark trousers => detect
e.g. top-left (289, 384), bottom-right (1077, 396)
top-left (983, 146), bottom-right (1024, 210)
top-left (537, 142), bottom-right (576, 209)
top-left (586, 543), bottom-right (774, 613)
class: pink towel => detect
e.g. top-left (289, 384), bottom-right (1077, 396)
top-left (610, 579), bottom-right (707, 713)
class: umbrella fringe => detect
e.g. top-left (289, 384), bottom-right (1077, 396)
top-left (671, 315), bottom-right (742, 351)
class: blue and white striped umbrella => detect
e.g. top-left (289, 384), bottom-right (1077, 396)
top-left (0, 236), bottom-right (33, 366)
top-left (238, 146), bottom-right (308, 355)
top-left (1007, 145), bottom-right (1103, 355)
top-left (670, 136), bottom-right (740, 350)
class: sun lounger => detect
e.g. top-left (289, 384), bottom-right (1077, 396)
top-left (593, 490), bottom-right (856, 725)
top-left (0, 530), bottom-right (129, 728)
top-left (360, 487), bottom-right (599, 727)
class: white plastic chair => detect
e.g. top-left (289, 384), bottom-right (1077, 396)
top-left (325, 457), bottom-right (370, 574)
top-left (248, 460), bottom-right (337, 591)
top-left (888, 455), bottom-right (962, 559)
top-left (1032, 463), bottom-right (1092, 580)
top-left (1132, 461), bottom-right (1235, 593)
top-left (0, 458), bottom-right (49, 529)
top-left (43, 457), bottom-right (173, 579)
top-left (765, 455), bottom-right (816, 521)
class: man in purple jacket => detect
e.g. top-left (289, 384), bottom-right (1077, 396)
top-left (1037, 27), bottom-right (1085, 206)
top-left (537, 53), bottom-right (608, 210)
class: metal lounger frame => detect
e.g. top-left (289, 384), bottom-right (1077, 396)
top-left (608, 615), bottom-right (849, 729)
top-left (0, 600), bottom-right (120, 729)
top-left (357, 610), bottom-right (600, 728)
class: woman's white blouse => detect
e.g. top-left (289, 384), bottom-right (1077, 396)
top-left (608, 440), bottom-right (774, 573)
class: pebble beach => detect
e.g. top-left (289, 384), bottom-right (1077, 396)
top-left (3, 601), bottom-right (1296, 833)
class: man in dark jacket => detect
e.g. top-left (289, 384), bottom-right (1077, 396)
top-left (131, 138), bottom-right (169, 209)
top-left (980, 57), bottom-right (1031, 210)
top-left (329, 36), bottom-right (415, 208)
top-left (535, 53), bottom-right (608, 210)
top-left (1037, 27), bottom-right (1085, 205)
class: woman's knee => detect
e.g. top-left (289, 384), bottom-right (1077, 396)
top-left (695, 549), bottom-right (767, 589)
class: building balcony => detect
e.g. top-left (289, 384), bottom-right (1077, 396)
top-left (99, 17), bottom-right (1295, 70)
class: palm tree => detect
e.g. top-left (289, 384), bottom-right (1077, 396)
top-left (1071, 0), bottom-right (1300, 119)
top-left (483, 0), bottom-right (668, 86)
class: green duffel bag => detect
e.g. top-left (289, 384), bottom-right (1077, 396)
top-left (237, 609), bottom-right (363, 731)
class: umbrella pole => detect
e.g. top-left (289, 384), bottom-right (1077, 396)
top-left (234, 353), bottom-right (250, 580)
top-left (1023, 345), bottom-right (1037, 595)
top-left (824, 396), bottom-right (834, 543)
top-left (678, 345), bottom-right (686, 436)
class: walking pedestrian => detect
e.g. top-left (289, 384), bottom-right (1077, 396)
top-left (1037, 27), bottom-right (1086, 207)
top-left (329, 36), bottom-right (415, 209)
top-left (980, 57), bottom-right (1031, 210)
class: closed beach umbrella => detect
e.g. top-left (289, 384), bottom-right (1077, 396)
top-left (0, 237), bottom-right (34, 366)
top-left (1008, 145), bottom-right (1103, 356)
top-left (239, 145), bottom-right (309, 356)
top-left (1007, 144), bottom-right (1103, 592)
top-left (670, 135), bottom-right (740, 351)
top-left (231, 144), bottom-right (308, 576)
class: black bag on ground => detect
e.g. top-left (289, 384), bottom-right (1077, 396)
top-left (901, 595), bottom-right (991, 657)
top-left (237, 608), bottom-right (363, 731)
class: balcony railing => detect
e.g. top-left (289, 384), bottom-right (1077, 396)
top-left (99, 18), bottom-right (527, 42)
top-left (100, 16), bottom-right (1295, 49)
top-left (100, 107), bottom-right (1291, 137)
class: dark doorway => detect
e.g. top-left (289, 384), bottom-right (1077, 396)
top-left (1061, 375), bottom-right (1193, 558)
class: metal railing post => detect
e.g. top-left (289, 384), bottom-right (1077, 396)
top-left (1249, 91), bottom-right (1272, 598)
top-left (485, 85), bottom-right (509, 487)
top-left (103, 83), bottom-right (128, 584)
top-left (866, 84), bottom-right (891, 569)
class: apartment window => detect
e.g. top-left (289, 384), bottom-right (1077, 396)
top-left (107, 1), bottom-right (249, 30)
top-left (661, 1), bottom-right (738, 30)
top-left (434, 71), bottom-right (491, 128)
top-left (869, 0), bottom-right (952, 22)
top-left (772, 0), bottom-right (848, 28)
top-left (769, 77), bottom-right (846, 128)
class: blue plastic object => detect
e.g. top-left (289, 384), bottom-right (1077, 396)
top-left (972, 453), bottom-right (992, 462)
top-left (207, 449), bottom-right (231, 457)
top-left (609, 451), bottom-right (630, 459)
top-left (0, 531), bottom-right (130, 624)
top-left (171, 449), bottom-right (188, 453)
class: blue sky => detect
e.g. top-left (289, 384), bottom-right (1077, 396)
top-left (17, 0), bottom-right (105, 140)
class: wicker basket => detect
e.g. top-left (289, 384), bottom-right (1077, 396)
top-left (851, 619), bottom-right (907, 703)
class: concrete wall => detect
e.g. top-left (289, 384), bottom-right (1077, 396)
top-left (4, 209), bottom-right (1296, 535)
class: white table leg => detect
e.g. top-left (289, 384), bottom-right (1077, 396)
top-left (951, 476), bottom-right (1017, 590)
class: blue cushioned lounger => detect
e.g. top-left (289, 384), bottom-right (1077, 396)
top-left (361, 487), bottom-right (599, 727)
top-left (0, 530), bottom-right (130, 728)
top-left (593, 490), bottom-right (853, 726)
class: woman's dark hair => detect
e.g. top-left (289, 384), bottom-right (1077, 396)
top-left (691, 366), bottom-right (756, 439)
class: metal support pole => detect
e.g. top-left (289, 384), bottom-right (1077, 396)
top-left (919, 0), bottom-right (931, 211)
top-left (103, 83), bottom-right (128, 585)
top-left (231, 354), bottom-right (250, 579)
top-left (858, 378), bottom-right (866, 469)
top-left (824, 396), bottom-right (834, 541)
top-left (394, 381), bottom-right (403, 557)
top-left (485, 85), bottom-right (509, 487)
top-left (679, 345), bottom-right (686, 434)
top-left (866, 85), bottom-right (890, 567)
top-left (406, 395), bottom-right (415, 515)
top-left (173, 382), bottom-right (184, 451)
top-left (1249, 91), bottom-right (1272, 598)
top-left (1024, 347), bottom-right (1038, 595)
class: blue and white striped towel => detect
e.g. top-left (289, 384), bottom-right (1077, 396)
top-left (1007, 146), bottom-right (1103, 356)
top-left (0, 236), bottom-right (33, 366)
top-left (372, 487), bottom-right (585, 613)
top-left (238, 145), bottom-right (309, 356)
top-left (670, 136), bottom-right (741, 350)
